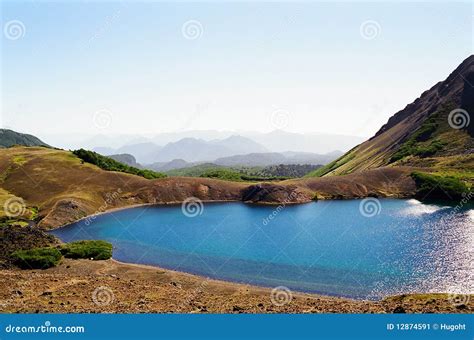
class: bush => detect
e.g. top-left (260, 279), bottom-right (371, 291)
top-left (60, 240), bottom-right (112, 260)
top-left (413, 140), bottom-right (445, 157)
top-left (389, 114), bottom-right (442, 163)
top-left (390, 139), bottom-right (446, 162)
top-left (73, 149), bottom-right (166, 179)
top-left (411, 172), bottom-right (470, 200)
top-left (11, 247), bottom-right (62, 269)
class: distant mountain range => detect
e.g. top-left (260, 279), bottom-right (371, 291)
top-left (145, 150), bottom-right (341, 172)
top-left (108, 154), bottom-right (140, 168)
top-left (92, 133), bottom-right (349, 165)
top-left (111, 143), bottom-right (162, 164)
top-left (0, 129), bottom-right (49, 148)
top-left (214, 151), bottom-right (342, 167)
top-left (94, 135), bottom-right (269, 164)
top-left (56, 130), bottom-right (361, 152)
top-left (153, 136), bottom-right (268, 163)
top-left (49, 130), bottom-right (358, 161)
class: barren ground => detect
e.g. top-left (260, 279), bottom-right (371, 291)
top-left (1, 259), bottom-right (471, 314)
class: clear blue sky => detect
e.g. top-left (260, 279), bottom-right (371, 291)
top-left (1, 1), bottom-right (472, 138)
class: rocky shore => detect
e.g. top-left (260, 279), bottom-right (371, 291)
top-left (1, 259), bottom-right (471, 314)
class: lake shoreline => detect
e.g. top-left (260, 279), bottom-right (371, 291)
top-left (1, 257), bottom-right (471, 314)
top-left (50, 197), bottom-right (408, 231)
top-left (49, 199), bottom-right (474, 304)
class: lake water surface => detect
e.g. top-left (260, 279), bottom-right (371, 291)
top-left (51, 199), bottom-right (473, 299)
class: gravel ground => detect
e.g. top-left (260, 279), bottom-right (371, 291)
top-left (0, 259), bottom-right (471, 314)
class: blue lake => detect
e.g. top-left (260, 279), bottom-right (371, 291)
top-left (51, 199), bottom-right (473, 299)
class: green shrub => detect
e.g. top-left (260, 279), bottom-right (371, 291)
top-left (198, 168), bottom-right (283, 182)
top-left (200, 168), bottom-right (243, 181)
top-left (391, 139), bottom-right (446, 162)
top-left (389, 113), bottom-right (442, 163)
top-left (11, 247), bottom-right (62, 269)
top-left (60, 240), bottom-right (112, 260)
top-left (411, 121), bottom-right (437, 142)
top-left (413, 140), bottom-right (445, 157)
top-left (73, 149), bottom-right (166, 179)
top-left (411, 172), bottom-right (470, 200)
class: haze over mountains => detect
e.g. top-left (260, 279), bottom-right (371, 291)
top-left (85, 131), bottom-right (357, 166)
top-left (36, 130), bottom-right (362, 162)
top-left (41, 130), bottom-right (363, 154)
top-left (213, 151), bottom-right (342, 167)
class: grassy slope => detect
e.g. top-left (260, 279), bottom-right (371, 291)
top-left (305, 57), bottom-right (474, 194)
top-left (305, 103), bottom-right (473, 191)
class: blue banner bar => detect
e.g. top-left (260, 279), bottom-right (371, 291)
top-left (0, 314), bottom-right (472, 340)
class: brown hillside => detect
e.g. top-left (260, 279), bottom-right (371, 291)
top-left (0, 147), bottom-right (245, 229)
top-left (309, 55), bottom-right (474, 177)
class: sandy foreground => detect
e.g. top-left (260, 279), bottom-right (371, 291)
top-left (0, 259), bottom-right (471, 314)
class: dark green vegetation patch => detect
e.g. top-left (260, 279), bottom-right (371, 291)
top-left (390, 108), bottom-right (449, 163)
top-left (73, 149), bottom-right (166, 179)
top-left (199, 168), bottom-right (287, 182)
top-left (167, 163), bottom-right (318, 181)
top-left (411, 172), bottom-right (470, 200)
top-left (1, 224), bottom-right (58, 269)
top-left (60, 240), bottom-right (113, 260)
top-left (11, 247), bottom-right (62, 269)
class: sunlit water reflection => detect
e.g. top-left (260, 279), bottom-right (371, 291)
top-left (51, 199), bottom-right (473, 300)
